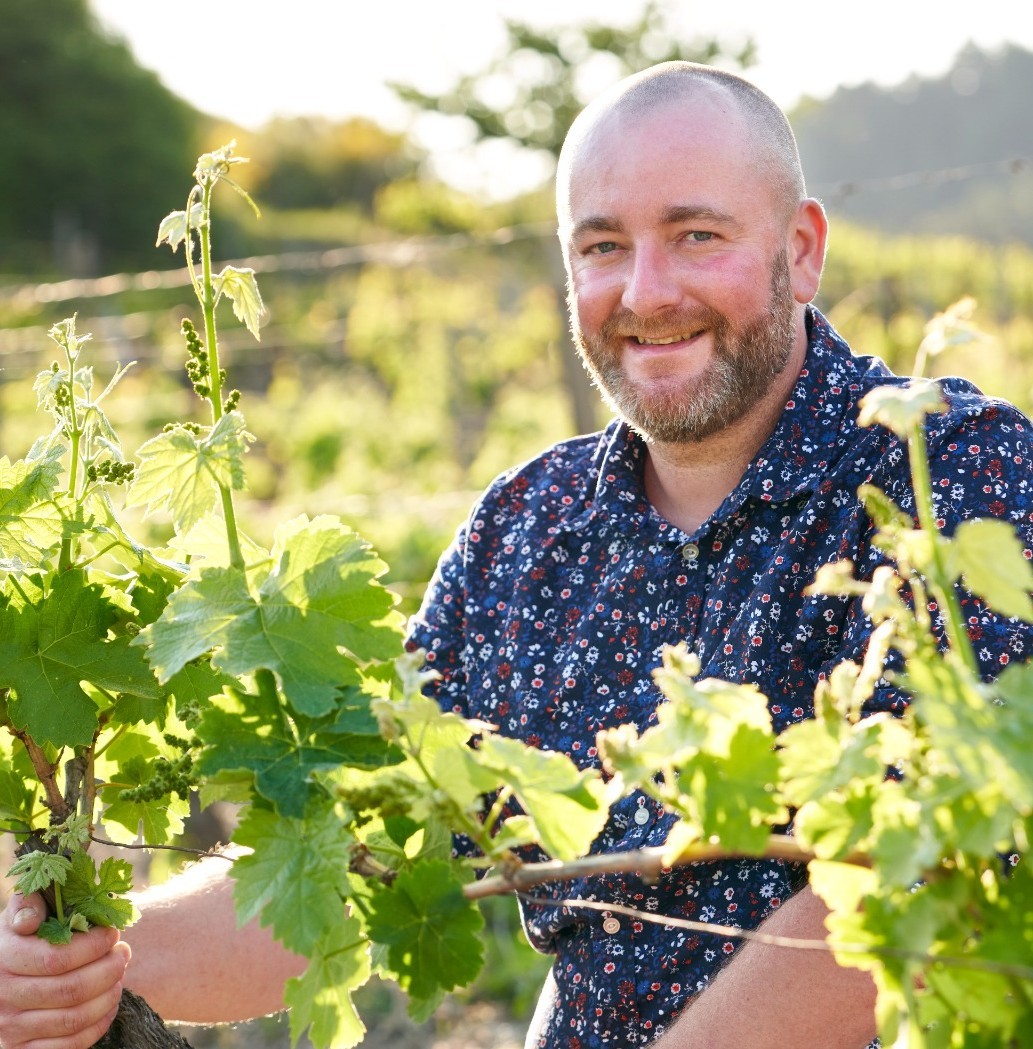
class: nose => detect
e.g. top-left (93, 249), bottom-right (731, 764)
top-left (621, 242), bottom-right (681, 317)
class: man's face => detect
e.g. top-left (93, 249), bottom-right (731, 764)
top-left (560, 95), bottom-right (806, 444)
top-left (569, 250), bottom-right (796, 443)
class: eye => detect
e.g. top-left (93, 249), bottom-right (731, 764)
top-left (588, 240), bottom-right (619, 255)
top-left (687, 231), bottom-right (715, 243)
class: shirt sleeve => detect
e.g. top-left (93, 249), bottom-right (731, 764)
top-left (405, 519), bottom-right (472, 718)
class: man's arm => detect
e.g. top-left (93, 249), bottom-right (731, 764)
top-left (654, 886), bottom-right (878, 1049)
top-left (121, 855), bottom-right (305, 1023)
top-left (0, 857), bottom-right (304, 1049)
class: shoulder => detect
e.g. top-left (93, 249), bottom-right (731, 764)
top-left (809, 310), bottom-right (1030, 447)
top-left (929, 379), bottom-right (1033, 448)
top-left (466, 424), bottom-right (620, 529)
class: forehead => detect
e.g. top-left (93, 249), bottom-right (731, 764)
top-left (558, 95), bottom-right (774, 232)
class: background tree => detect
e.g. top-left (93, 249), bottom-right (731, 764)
top-left (791, 43), bottom-right (1033, 246)
top-left (243, 116), bottom-right (421, 213)
top-left (391, 2), bottom-right (754, 165)
top-left (390, 2), bottom-right (756, 434)
top-left (0, 0), bottom-right (200, 274)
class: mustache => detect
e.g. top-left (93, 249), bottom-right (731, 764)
top-left (597, 305), bottom-right (727, 342)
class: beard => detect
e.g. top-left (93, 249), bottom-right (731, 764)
top-left (570, 251), bottom-right (798, 444)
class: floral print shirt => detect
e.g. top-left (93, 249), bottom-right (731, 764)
top-left (407, 309), bottom-right (1033, 1047)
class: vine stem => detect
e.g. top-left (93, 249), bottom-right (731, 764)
top-left (196, 177), bottom-right (244, 571)
top-left (463, 835), bottom-right (867, 900)
top-left (10, 729), bottom-right (70, 820)
top-left (483, 785), bottom-right (514, 835)
top-left (536, 895), bottom-right (1033, 982)
top-left (58, 342), bottom-right (84, 573)
top-left (465, 843), bottom-right (1033, 984)
top-left (197, 181), bottom-right (222, 422)
top-left (907, 421), bottom-right (978, 675)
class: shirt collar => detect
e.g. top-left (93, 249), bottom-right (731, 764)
top-left (738, 306), bottom-right (882, 505)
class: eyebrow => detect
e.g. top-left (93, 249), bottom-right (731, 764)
top-left (660, 204), bottom-right (739, 229)
top-left (569, 205), bottom-right (740, 243)
top-left (569, 215), bottom-right (625, 242)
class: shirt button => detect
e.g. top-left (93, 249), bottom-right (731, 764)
top-left (634, 807), bottom-right (650, 826)
top-left (602, 917), bottom-right (621, 934)
top-left (680, 542), bottom-right (699, 563)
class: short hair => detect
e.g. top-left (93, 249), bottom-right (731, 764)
top-left (557, 62), bottom-right (807, 221)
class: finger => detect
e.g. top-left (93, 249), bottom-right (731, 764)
top-left (4, 980), bottom-right (123, 1049)
top-left (6, 893), bottom-right (45, 936)
top-left (7, 924), bottom-right (121, 981)
top-left (3, 945), bottom-right (129, 1013)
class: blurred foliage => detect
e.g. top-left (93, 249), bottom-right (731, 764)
top-left (374, 179), bottom-right (497, 236)
top-left (238, 116), bottom-right (420, 213)
top-left (818, 222), bottom-right (1033, 404)
top-left (0, 0), bottom-right (201, 274)
top-left (390, 1), bottom-right (754, 163)
top-left (792, 44), bottom-right (1033, 245)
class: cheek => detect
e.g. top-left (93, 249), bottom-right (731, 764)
top-left (698, 259), bottom-right (772, 316)
top-left (570, 269), bottom-right (619, 332)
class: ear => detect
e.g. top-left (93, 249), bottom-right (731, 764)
top-left (788, 198), bottom-right (828, 304)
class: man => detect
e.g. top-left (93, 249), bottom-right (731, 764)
top-left (1, 62), bottom-right (1030, 1049)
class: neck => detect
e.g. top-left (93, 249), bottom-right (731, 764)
top-left (642, 323), bottom-right (808, 534)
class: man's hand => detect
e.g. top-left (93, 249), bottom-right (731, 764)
top-left (0, 893), bottom-right (130, 1049)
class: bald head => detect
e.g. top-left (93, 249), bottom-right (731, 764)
top-left (557, 62), bottom-right (807, 232)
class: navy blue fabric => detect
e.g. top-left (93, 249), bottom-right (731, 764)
top-left (407, 309), bottom-right (1033, 1047)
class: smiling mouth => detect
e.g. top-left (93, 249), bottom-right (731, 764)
top-left (633, 331), bottom-right (703, 346)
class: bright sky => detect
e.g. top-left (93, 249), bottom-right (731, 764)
top-left (90, 0), bottom-right (1033, 194)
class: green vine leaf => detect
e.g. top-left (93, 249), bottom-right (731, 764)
top-left (0, 446), bottom-right (65, 567)
top-left (214, 266), bottom-right (265, 339)
top-left (128, 412), bottom-right (252, 532)
top-left (284, 917), bottom-right (371, 1049)
top-left (779, 715), bottom-right (886, 808)
top-left (155, 202), bottom-right (205, 254)
top-left (196, 680), bottom-right (401, 818)
top-left (952, 517), bottom-right (1033, 621)
top-left (165, 514), bottom-right (268, 569)
top-left (367, 860), bottom-right (485, 1002)
top-left (134, 565), bottom-right (253, 682)
top-left (686, 723), bottom-right (787, 853)
top-left (194, 141), bottom-right (248, 183)
top-left (8, 851), bottom-right (71, 896)
top-left (37, 918), bottom-right (74, 946)
top-left (87, 493), bottom-right (188, 588)
top-left (62, 852), bottom-right (136, 929)
top-left (857, 381), bottom-right (946, 438)
top-left (0, 766), bottom-right (35, 826)
top-left (231, 803), bottom-right (355, 956)
top-left (793, 783), bottom-right (877, 860)
top-left (471, 736), bottom-right (609, 861)
top-left (165, 660), bottom-right (236, 721)
top-left (0, 570), bottom-right (160, 748)
top-left (48, 813), bottom-right (91, 852)
top-left (140, 516), bottom-right (404, 717)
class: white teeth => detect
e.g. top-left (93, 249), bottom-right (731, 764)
top-left (635, 333), bottom-right (693, 345)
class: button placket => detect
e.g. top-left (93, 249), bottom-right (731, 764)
top-left (602, 915), bottom-right (621, 934)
